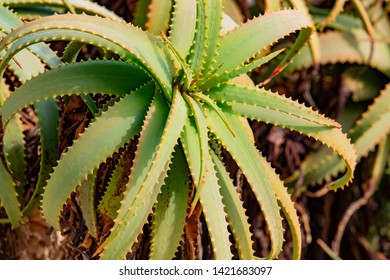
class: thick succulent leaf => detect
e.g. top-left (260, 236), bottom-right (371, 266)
top-left (41, 82), bottom-right (155, 229)
top-left (0, 81), bottom-right (22, 228)
top-left (208, 83), bottom-right (340, 128)
top-left (99, 88), bottom-right (188, 259)
top-left (183, 95), bottom-right (208, 213)
top-left (229, 114), bottom-right (301, 259)
top-left (267, 164), bottom-right (302, 259)
top-left (222, 0), bottom-right (242, 23)
top-left (101, 91), bottom-right (170, 255)
top-left (210, 150), bottom-right (255, 259)
top-left (77, 169), bottom-right (98, 238)
top-left (188, 0), bottom-right (207, 76)
top-left (1, 60), bottom-right (150, 125)
top-left (352, 113), bottom-right (390, 160)
top-left (180, 117), bottom-right (233, 259)
top-left (212, 9), bottom-right (312, 76)
top-left (21, 100), bottom-right (59, 215)
top-left (288, 30), bottom-right (390, 78)
top-left (97, 145), bottom-right (134, 220)
top-left (145, 0), bottom-right (172, 35)
top-left (288, 84), bottom-right (390, 188)
top-left (0, 0), bottom-right (122, 20)
top-left (180, 119), bottom-right (201, 196)
top-left (149, 147), bottom-right (190, 260)
top-left (133, 0), bottom-right (151, 29)
top-left (2, 48), bottom-right (44, 84)
top-left (1, 8), bottom-right (61, 220)
top-left (0, 5), bottom-right (24, 32)
top-left (0, 4), bottom-right (69, 69)
top-left (199, 0), bottom-right (223, 77)
top-left (285, 146), bottom-right (344, 188)
top-left (3, 114), bottom-right (26, 193)
top-left (199, 150), bottom-right (233, 259)
top-left (4, 42), bottom-right (60, 217)
top-left (200, 49), bottom-right (284, 90)
top-left (0, 161), bottom-right (22, 228)
top-left (211, 83), bottom-right (356, 189)
top-left (8, 7), bottom-right (58, 21)
top-left (205, 108), bottom-right (284, 259)
top-left (0, 14), bottom-right (173, 97)
top-left (169, 0), bottom-right (197, 58)
top-left (287, 0), bottom-right (321, 65)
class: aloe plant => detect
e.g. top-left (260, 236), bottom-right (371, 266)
top-left (0, 0), bottom-right (357, 259)
top-left (283, 1), bottom-right (390, 191)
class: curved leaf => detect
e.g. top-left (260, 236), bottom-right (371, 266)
top-left (41, 82), bottom-right (155, 229)
top-left (213, 9), bottom-right (313, 76)
top-left (0, 14), bottom-right (173, 96)
top-left (169, 0), bottom-right (197, 58)
top-left (288, 30), bottom-right (390, 78)
top-left (210, 83), bottom-right (357, 190)
top-left (99, 88), bottom-right (188, 259)
top-left (133, 0), bottom-right (151, 29)
top-left (287, 84), bottom-right (390, 189)
top-left (149, 147), bottom-right (190, 260)
top-left (0, 0), bottom-right (122, 20)
top-left (205, 108), bottom-right (284, 259)
top-left (211, 150), bottom-right (255, 259)
top-left (1, 60), bottom-right (150, 125)
top-left (145, 0), bottom-right (172, 35)
top-left (199, 150), bottom-right (233, 259)
top-left (200, 0), bottom-right (223, 76)
top-left (0, 161), bottom-right (22, 228)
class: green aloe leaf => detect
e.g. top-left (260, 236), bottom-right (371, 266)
top-left (41, 82), bottom-right (155, 229)
top-left (97, 144), bottom-right (134, 220)
top-left (169, 0), bottom-right (197, 59)
top-left (0, 80), bottom-right (22, 228)
top-left (208, 83), bottom-right (340, 128)
top-left (182, 95), bottom-right (208, 213)
top-left (205, 108), bottom-right (284, 259)
top-left (211, 150), bottom-right (255, 259)
top-left (145, 0), bottom-right (172, 35)
top-left (1, 60), bottom-right (150, 125)
top-left (99, 88), bottom-right (188, 259)
top-left (199, 0), bottom-right (223, 76)
top-left (0, 161), bottom-right (22, 228)
top-left (209, 83), bottom-right (357, 191)
top-left (288, 30), bottom-right (390, 78)
top-left (287, 84), bottom-right (390, 189)
top-left (77, 169), bottom-right (98, 238)
top-left (0, 0), bottom-right (122, 20)
top-left (133, 0), bottom-right (151, 29)
top-left (3, 114), bottom-right (26, 195)
top-left (149, 146), bottom-right (190, 260)
top-left (0, 14), bottom-right (173, 97)
top-left (199, 150), bottom-right (233, 259)
top-left (212, 9), bottom-right (312, 76)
